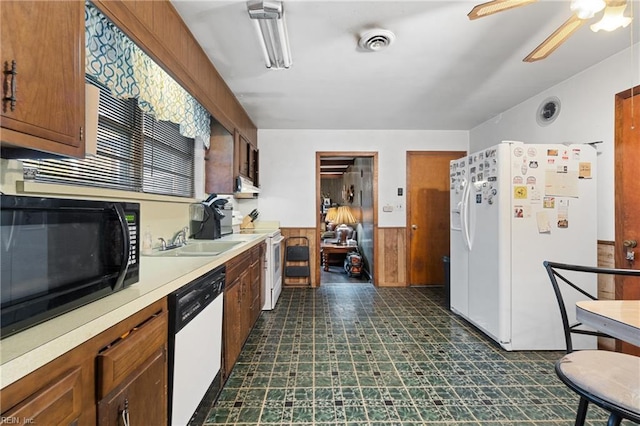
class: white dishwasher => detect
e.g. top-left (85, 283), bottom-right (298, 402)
top-left (168, 264), bottom-right (225, 426)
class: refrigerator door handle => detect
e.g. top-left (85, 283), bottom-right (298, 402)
top-left (461, 180), bottom-right (473, 251)
top-left (451, 201), bottom-right (463, 231)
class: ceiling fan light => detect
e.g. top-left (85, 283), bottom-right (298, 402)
top-left (570, 0), bottom-right (606, 19)
top-left (590, 4), bottom-right (633, 32)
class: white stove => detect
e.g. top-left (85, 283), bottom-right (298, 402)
top-left (249, 221), bottom-right (283, 310)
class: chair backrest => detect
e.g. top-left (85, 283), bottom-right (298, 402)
top-left (543, 261), bottom-right (640, 353)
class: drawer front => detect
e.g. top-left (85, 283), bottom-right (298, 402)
top-left (226, 252), bottom-right (251, 285)
top-left (97, 310), bottom-right (168, 398)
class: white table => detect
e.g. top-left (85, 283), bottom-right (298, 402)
top-left (576, 300), bottom-right (640, 347)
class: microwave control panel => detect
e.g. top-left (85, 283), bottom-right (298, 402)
top-left (125, 212), bottom-right (138, 266)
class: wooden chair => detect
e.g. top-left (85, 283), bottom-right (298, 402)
top-left (543, 261), bottom-right (640, 426)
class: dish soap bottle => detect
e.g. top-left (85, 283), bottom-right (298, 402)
top-left (142, 226), bottom-right (153, 255)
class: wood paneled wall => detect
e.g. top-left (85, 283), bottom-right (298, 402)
top-left (282, 226), bottom-right (407, 288)
top-left (278, 232), bottom-right (610, 291)
top-left (376, 228), bottom-right (406, 287)
top-left (92, 0), bottom-right (257, 144)
top-left (281, 228), bottom-right (317, 287)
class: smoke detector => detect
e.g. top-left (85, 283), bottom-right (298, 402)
top-left (358, 29), bottom-right (396, 52)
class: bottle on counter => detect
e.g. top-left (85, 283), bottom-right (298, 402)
top-left (142, 226), bottom-right (153, 255)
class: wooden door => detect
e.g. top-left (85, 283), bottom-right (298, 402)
top-left (614, 87), bottom-right (640, 355)
top-left (407, 151), bottom-right (465, 285)
top-left (1, 1), bottom-right (84, 157)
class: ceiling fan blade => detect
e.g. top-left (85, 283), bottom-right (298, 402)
top-left (523, 14), bottom-right (586, 62)
top-left (468, 0), bottom-right (538, 20)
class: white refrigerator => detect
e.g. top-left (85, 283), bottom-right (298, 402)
top-left (449, 141), bottom-right (597, 351)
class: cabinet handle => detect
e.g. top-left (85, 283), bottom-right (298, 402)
top-left (3, 60), bottom-right (17, 112)
top-left (120, 398), bottom-right (131, 426)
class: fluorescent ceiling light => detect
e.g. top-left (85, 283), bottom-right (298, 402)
top-left (590, 2), bottom-right (633, 32)
top-left (248, 1), bottom-right (292, 70)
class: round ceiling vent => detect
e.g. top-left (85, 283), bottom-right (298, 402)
top-left (536, 96), bottom-right (561, 126)
top-left (358, 29), bottom-right (396, 52)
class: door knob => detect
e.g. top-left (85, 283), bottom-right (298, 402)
top-left (411, 224), bottom-right (418, 230)
top-left (623, 240), bottom-right (637, 248)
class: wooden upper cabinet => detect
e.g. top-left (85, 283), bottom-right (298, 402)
top-left (1, 1), bottom-right (85, 157)
top-left (205, 121), bottom-right (236, 194)
top-left (236, 130), bottom-right (259, 184)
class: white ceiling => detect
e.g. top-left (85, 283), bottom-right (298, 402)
top-left (171, 0), bottom-right (640, 131)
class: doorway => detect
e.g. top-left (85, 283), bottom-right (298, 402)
top-left (316, 152), bottom-right (378, 286)
top-left (406, 151), bottom-right (465, 286)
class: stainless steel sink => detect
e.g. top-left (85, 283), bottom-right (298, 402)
top-left (146, 240), bottom-right (241, 257)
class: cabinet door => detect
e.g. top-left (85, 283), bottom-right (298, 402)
top-left (1, 368), bottom-right (83, 425)
top-left (223, 279), bottom-right (243, 376)
top-left (97, 348), bottom-right (167, 426)
top-left (235, 131), bottom-right (250, 178)
top-left (205, 121), bottom-right (235, 194)
top-left (1, 1), bottom-right (84, 157)
top-left (239, 269), bottom-right (253, 339)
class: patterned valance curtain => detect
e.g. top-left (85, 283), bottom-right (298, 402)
top-left (85, 2), bottom-right (210, 146)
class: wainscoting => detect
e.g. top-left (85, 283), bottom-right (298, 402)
top-left (278, 231), bottom-right (613, 293)
top-left (376, 228), bottom-right (406, 287)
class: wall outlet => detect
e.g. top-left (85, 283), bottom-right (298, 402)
top-left (395, 203), bottom-right (403, 211)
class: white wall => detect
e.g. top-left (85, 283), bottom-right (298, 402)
top-left (257, 130), bottom-right (468, 227)
top-left (470, 44), bottom-right (640, 241)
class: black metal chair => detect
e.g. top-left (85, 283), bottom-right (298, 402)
top-left (543, 261), bottom-right (640, 426)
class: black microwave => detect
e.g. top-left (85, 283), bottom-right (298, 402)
top-left (0, 195), bottom-right (140, 338)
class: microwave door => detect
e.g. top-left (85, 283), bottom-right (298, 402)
top-left (111, 203), bottom-right (130, 291)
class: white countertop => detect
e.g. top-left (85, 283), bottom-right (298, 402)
top-left (0, 232), bottom-right (270, 389)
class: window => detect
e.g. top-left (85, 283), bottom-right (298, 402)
top-left (23, 78), bottom-right (195, 198)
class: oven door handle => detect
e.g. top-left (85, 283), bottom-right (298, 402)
top-left (272, 235), bottom-right (284, 245)
top-left (112, 203), bottom-right (130, 290)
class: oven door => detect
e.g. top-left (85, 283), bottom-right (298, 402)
top-left (0, 195), bottom-right (138, 338)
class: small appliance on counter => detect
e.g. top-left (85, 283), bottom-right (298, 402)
top-left (1, 195), bottom-right (140, 338)
top-left (189, 194), bottom-right (232, 240)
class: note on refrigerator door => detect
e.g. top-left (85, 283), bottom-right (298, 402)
top-left (536, 211), bottom-right (551, 233)
top-left (544, 170), bottom-right (579, 197)
top-left (557, 199), bottom-right (569, 228)
top-left (579, 162), bottom-right (592, 179)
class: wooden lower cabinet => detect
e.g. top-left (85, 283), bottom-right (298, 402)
top-left (96, 310), bottom-right (168, 426)
top-left (223, 277), bottom-right (245, 373)
top-left (1, 367), bottom-right (85, 425)
top-left (97, 347), bottom-right (166, 426)
top-left (223, 243), bottom-right (265, 379)
top-left (0, 299), bottom-right (168, 425)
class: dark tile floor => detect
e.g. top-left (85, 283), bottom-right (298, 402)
top-left (204, 281), bottom-right (625, 425)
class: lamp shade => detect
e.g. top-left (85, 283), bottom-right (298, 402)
top-left (334, 206), bottom-right (357, 225)
top-left (325, 207), bottom-right (338, 223)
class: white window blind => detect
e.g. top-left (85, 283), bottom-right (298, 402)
top-left (23, 78), bottom-right (195, 197)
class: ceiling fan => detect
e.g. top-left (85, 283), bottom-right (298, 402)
top-left (468, 0), bottom-right (634, 62)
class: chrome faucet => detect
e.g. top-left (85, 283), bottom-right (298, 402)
top-left (171, 227), bottom-right (189, 247)
top-left (158, 237), bottom-right (167, 251)
top-left (158, 227), bottom-right (189, 251)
